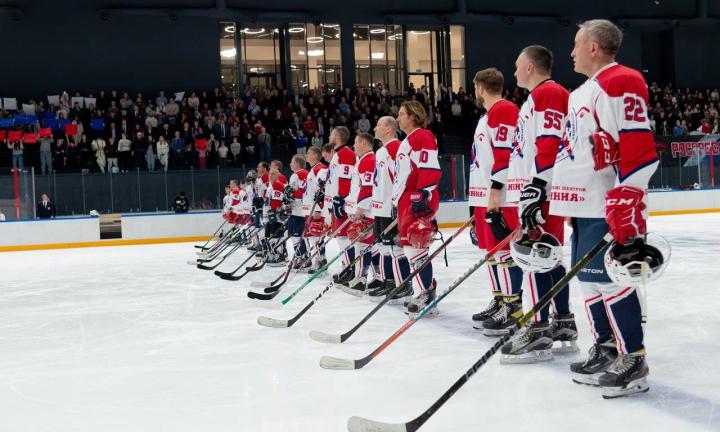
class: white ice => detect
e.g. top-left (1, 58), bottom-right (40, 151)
top-left (1, 213), bottom-right (719, 432)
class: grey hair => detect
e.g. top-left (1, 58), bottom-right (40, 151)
top-left (579, 19), bottom-right (623, 57)
top-left (379, 115), bottom-right (398, 131)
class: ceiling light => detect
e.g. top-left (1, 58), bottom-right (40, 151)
top-left (289, 27), bottom-right (304, 33)
top-left (370, 28), bottom-right (386, 34)
top-left (307, 36), bottom-right (324, 43)
top-left (388, 34), bottom-right (402, 40)
top-left (249, 67), bottom-right (264, 72)
top-left (321, 24), bottom-right (339, 28)
top-left (307, 49), bottom-right (324, 57)
top-left (290, 65), bottom-right (298, 70)
top-left (242, 28), bottom-right (265, 35)
top-left (224, 25), bottom-right (235, 33)
top-left (371, 52), bottom-right (385, 59)
top-left (410, 30), bottom-right (430, 35)
top-left (298, 50), bottom-right (305, 55)
top-left (220, 48), bottom-right (237, 58)
top-left (325, 68), bottom-right (335, 73)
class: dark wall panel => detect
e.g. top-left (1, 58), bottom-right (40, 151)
top-left (673, 25), bottom-right (720, 88)
top-left (467, 0), bottom-right (696, 18)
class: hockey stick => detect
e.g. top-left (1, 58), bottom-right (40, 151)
top-left (309, 216), bottom-right (475, 345)
top-left (256, 220), bottom-right (400, 328)
top-left (188, 224), bottom-right (247, 264)
top-left (215, 249), bottom-right (260, 280)
top-left (319, 227), bottom-right (518, 369)
top-left (197, 241), bottom-right (244, 270)
top-left (196, 222), bottom-right (244, 256)
top-left (345, 233), bottom-right (613, 432)
top-left (217, 229), bottom-right (291, 281)
top-left (194, 220), bottom-right (227, 249)
top-left (259, 217), bottom-right (352, 293)
top-left (250, 201), bottom-right (320, 289)
top-left (247, 220), bottom-right (386, 306)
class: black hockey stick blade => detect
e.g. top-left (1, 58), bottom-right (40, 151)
top-left (247, 289), bottom-right (281, 302)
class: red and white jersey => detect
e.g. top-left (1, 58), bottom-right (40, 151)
top-left (266, 178), bottom-right (288, 211)
top-left (303, 162), bottom-right (327, 216)
top-left (324, 145), bottom-right (356, 210)
top-left (371, 139), bottom-right (400, 218)
top-left (346, 150), bottom-right (376, 216)
top-left (507, 80), bottom-right (569, 202)
top-left (550, 62), bottom-right (658, 218)
top-left (468, 99), bottom-right (519, 207)
top-left (288, 169), bottom-right (308, 217)
top-left (256, 172), bottom-right (269, 212)
top-left (392, 128), bottom-right (441, 205)
top-left (222, 193), bottom-right (232, 214)
top-left (241, 183), bottom-right (254, 214)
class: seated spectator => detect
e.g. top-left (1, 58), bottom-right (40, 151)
top-left (36, 194), bottom-right (56, 219)
top-left (357, 113), bottom-right (371, 133)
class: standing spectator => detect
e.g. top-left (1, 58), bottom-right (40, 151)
top-left (36, 194), bottom-right (56, 219)
top-left (91, 136), bottom-right (107, 173)
top-left (78, 134), bottom-right (92, 173)
top-left (672, 119), bottom-right (685, 136)
top-left (106, 137), bottom-right (119, 173)
top-left (357, 113), bottom-right (371, 133)
top-left (118, 133), bottom-right (132, 172)
top-left (295, 130), bottom-right (308, 156)
top-left (303, 115), bottom-right (317, 136)
top-left (311, 129), bottom-right (323, 147)
top-left (197, 139), bottom-right (208, 169)
top-left (145, 136), bottom-right (156, 171)
top-left (170, 130), bottom-right (185, 168)
top-left (157, 135), bottom-right (170, 171)
top-left (207, 133), bottom-right (219, 168)
top-left (53, 138), bottom-right (66, 173)
top-left (215, 118), bottom-right (229, 143)
top-left (39, 135), bottom-right (53, 174)
top-left (8, 138), bottom-right (24, 171)
top-left (218, 141), bottom-right (229, 167)
top-left (174, 191), bottom-right (189, 213)
top-left (258, 127), bottom-right (272, 162)
top-left (230, 137), bottom-right (242, 165)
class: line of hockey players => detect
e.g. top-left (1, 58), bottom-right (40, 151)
top-left (211, 18), bottom-right (666, 401)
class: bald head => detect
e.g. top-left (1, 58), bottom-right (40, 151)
top-left (374, 116), bottom-right (399, 143)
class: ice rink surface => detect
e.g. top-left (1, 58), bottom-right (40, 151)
top-left (1, 213), bottom-right (719, 432)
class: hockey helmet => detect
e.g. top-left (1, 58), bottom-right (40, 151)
top-left (347, 218), bottom-right (374, 243)
top-left (407, 217), bottom-right (435, 249)
top-left (245, 169), bottom-right (258, 182)
top-left (604, 233), bottom-right (670, 287)
top-left (510, 231), bottom-right (562, 273)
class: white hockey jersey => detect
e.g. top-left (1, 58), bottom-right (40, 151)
top-left (346, 150), bottom-right (376, 216)
top-left (303, 162), bottom-right (327, 216)
top-left (371, 139), bottom-right (400, 218)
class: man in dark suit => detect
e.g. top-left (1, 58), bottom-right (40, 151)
top-left (37, 194), bottom-right (56, 219)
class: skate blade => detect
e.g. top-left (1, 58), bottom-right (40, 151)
top-left (267, 262), bottom-right (288, 268)
top-left (367, 295), bottom-right (385, 303)
top-left (339, 286), bottom-right (365, 297)
top-left (472, 321), bottom-right (484, 330)
top-left (571, 372), bottom-right (603, 386)
top-left (387, 296), bottom-right (411, 306)
top-left (552, 340), bottom-right (580, 355)
top-left (405, 308), bottom-right (438, 319)
top-left (602, 378), bottom-right (649, 399)
top-left (500, 349), bottom-right (553, 365)
top-left (483, 328), bottom-right (511, 337)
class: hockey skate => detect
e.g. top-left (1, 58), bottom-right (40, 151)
top-left (482, 296), bottom-right (522, 336)
top-left (550, 312), bottom-right (580, 354)
top-left (599, 351), bottom-right (649, 399)
top-left (339, 276), bottom-right (367, 297)
top-left (292, 255), bottom-right (311, 271)
top-left (308, 258), bottom-right (328, 275)
top-left (388, 282), bottom-right (413, 305)
top-left (332, 268), bottom-right (355, 288)
top-left (405, 285), bottom-right (438, 318)
top-left (500, 321), bottom-right (554, 364)
top-left (570, 342), bottom-right (618, 386)
top-left (472, 294), bottom-right (503, 330)
top-left (267, 254), bottom-right (288, 267)
top-left (367, 279), bottom-right (394, 302)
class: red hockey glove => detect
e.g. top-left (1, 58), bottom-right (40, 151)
top-left (591, 130), bottom-right (619, 171)
top-left (605, 186), bottom-right (647, 245)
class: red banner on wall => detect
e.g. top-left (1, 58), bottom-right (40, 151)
top-left (671, 141), bottom-right (720, 158)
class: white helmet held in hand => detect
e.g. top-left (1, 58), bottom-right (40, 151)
top-left (510, 231), bottom-right (562, 273)
top-left (604, 233), bottom-right (670, 287)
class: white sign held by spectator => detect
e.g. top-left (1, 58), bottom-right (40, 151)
top-left (3, 98), bottom-right (17, 111)
top-left (48, 95), bottom-right (60, 106)
top-left (71, 96), bottom-right (84, 108)
top-left (22, 104), bottom-right (36, 115)
top-left (174, 92), bottom-right (185, 102)
top-left (84, 97), bottom-right (97, 108)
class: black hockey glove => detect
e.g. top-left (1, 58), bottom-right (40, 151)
top-left (252, 197), bottom-right (263, 211)
top-left (519, 178), bottom-right (548, 230)
top-left (485, 209), bottom-right (511, 241)
top-left (314, 189), bottom-right (325, 205)
top-left (332, 196), bottom-right (346, 218)
top-left (283, 184), bottom-right (296, 200)
top-left (410, 189), bottom-right (432, 217)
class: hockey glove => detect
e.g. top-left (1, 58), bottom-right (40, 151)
top-left (605, 185), bottom-right (647, 245)
top-left (591, 130), bottom-right (619, 171)
top-left (485, 209), bottom-right (511, 242)
top-left (252, 197), bottom-right (264, 211)
top-left (283, 184), bottom-right (296, 200)
top-left (332, 196), bottom-right (346, 218)
top-left (519, 178), bottom-right (547, 230)
top-left (410, 190), bottom-right (432, 218)
top-left (314, 189), bottom-right (325, 205)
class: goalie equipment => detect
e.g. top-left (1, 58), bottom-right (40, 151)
top-left (604, 233), bottom-right (669, 287)
top-left (510, 231), bottom-right (562, 273)
top-left (346, 218), bottom-right (374, 243)
top-left (407, 217), bottom-right (435, 249)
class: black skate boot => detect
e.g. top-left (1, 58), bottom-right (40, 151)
top-left (388, 282), bottom-right (413, 305)
top-left (599, 351), bottom-right (650, 399)
top-left (366, 278), bottom-right (383, 291)
top-left (500, 321), bottom-right (554, 364)
top-left (332, 267), bottom-right (355, 287)
top-left (340, 276), bottom-right (367, 297)
top-left (368, 279), bottom-right (394, 302)
top-left (472, 294), bottom-right (503, 330)
top-left (308, 258), bottom-right (328, 275)
top-left (550, 312), bottom-right (579, 354)
top-left (570, 342), bottom-right (618, 386)
top-left (482, 296), bottom-right (522, 336)
top-left (267, 252), bottom-right (288, 267)
top-left (292, 255), bottom-right (311, 271)
top-left (405, 283), bottom-right (438, 318)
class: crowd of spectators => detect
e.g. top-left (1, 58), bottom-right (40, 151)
top-left (648, 83), bottom-right (720, 136)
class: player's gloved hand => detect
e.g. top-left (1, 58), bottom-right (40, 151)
top-left (485, 209), bottom-right (512, 241)
top-left (332, 196), bottom-right (346, 218)
top-left (252, 197), bottom-right (263, 211)
top-left (590, 130), bottom-right (618, 171)
top-left (266, 210), bottom-right (278, 224)
top-left (314, 189), bottom-right (325, 205)
top-left (605, 185), bottom-right (646, 245)
top-left (519, 178), bottom-right (547, 230)
top-left (410, 190), bottom-right (432, 217)
top-left (283, 184), bottom-right (296, 200)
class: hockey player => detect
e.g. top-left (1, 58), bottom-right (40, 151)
top-left (367, 116), bottom-right (413, 303)
top-left (392, 101), bottom-right (442, 318)
top-left (321, 126), bottom-right (357, 286)
top-left (500, 45), bottom-right (578, 363)
top-left (303, 146), bottom-right (329, 273)
top-left (285, 154), bottom-right (309, 269)
top-left (265, 167), bottom-right (289, 266)
top-left (342, 132), bottom-right (377, 296)
top-left (550, 19), bottom-right (658, 397)
top-left (249, 162), bottom-right (269, 252)
top-left (467, 68), bottom-right (523, 335)
top-left (221, 184), bottom-right (233, 233)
